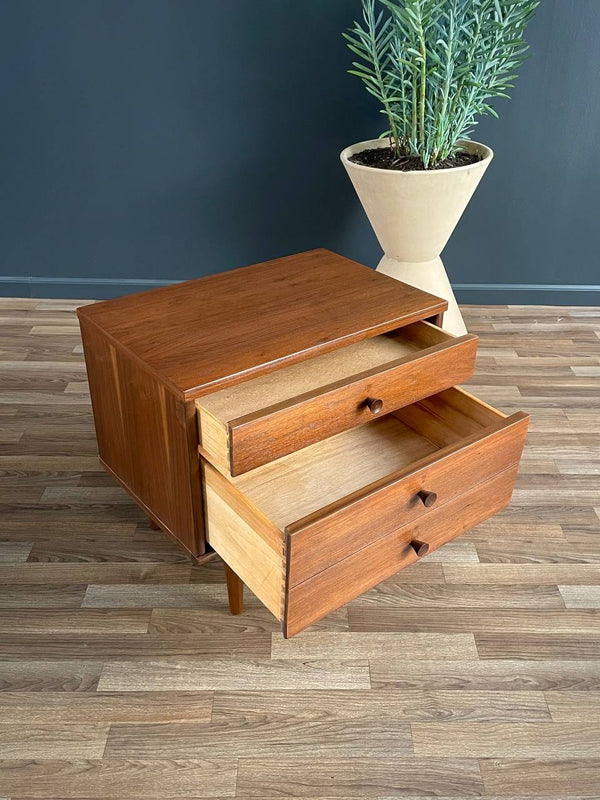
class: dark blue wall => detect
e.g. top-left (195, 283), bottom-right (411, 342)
top-left (0, 0), bottom-right (598, 302)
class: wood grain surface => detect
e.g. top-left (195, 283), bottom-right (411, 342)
top-left (0, 298), bottom-right (599, 798)
top-left (284, 465), bottom-right (521, 636)
top-left (78, 315), bottom-right (206, 559)
top-left (77, 249), bottom-right (446, 397)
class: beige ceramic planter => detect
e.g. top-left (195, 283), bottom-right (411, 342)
top-left (341, 139), bottom-right (493, 335)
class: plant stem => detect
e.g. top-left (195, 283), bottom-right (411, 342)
top-left (415, 1), bottom-right (427, 161)
top-left (419, 38), bottom-right (426, 149)
top-left (383, 96), bottom-right (401, 157)
top-left (435, 0), bottom-right (456, 163)
top-left (447, 0), bottom-right (487, 144)
top-left (411, 68), bottom-right (418, 147)
top-left (366, 0), bottom-right (400, 155)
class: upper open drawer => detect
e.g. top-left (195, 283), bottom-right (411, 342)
top-left (196, 320), bottom-right (477, 476)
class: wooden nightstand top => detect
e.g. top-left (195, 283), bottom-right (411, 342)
top-left (77, 248), bottom-right (446, 397)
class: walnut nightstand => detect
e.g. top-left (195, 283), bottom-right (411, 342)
top-left (78, 249), bottom-right (528, 637)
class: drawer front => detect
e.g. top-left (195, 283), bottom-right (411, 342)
top-left (227, 332), bottom-right (477, 475)
top-left (285, 411), bottom-right (529, 588)
top-left (283, 465), bottom-right (519, 638)
top-left (198, 325), bottom-right (477, 476)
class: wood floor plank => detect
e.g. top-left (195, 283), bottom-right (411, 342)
top-left (0, 660), bottom-right (102, 691)
top-left (35, 299), bottom-right (95, 310)
top-left (103, 719), bottom-right (413, 759)
top-left (0, 360), bottom-right (87, 372)
top-left (82, 583), bottom-right (249, 608)
top-left (355, 561), bottom-right (446, 582)
top-left (97, 659), bottom-right (371, 691)
top-left (480, 758), bottom-right (600, 795)
top-left (26, 534), bottom-right (187, 564)
top-left (476, 633), bottom-right (600, 660)
top-left (0, 692), bottom-right (213, 723)
top-left (0, 633), bottom-right (270, 661)
top-left (559, 460), bottom-right (600, 474)
top-left (0, 391), bottom-right (92, 405)
top-left (211, 689), bottom-right (551, 722)
top-left (0, 540), bottom-right (33, 562)
top-left (30, 326), bottom-right (84, 336)
top-left (412, 721), bottom-right (600, 757)
top-left (545, 690), bottom-right (600, 721)
top-left (351, 582), bottom-right (564, 608)
top-left (0, 563), bottom-right (192, 584)
top-left (65, 381), bottom-right (90, 393)
top-left (189, 557), bottom-right (231, 583)
top-left (474, 542), bottom-right (600, 564)
top-left (0, 584), bottom-right (86, 607)
top-left (420, 542), bottom-right (480, 562)
top-left (444, 565), bottom-right (600, 583)
top-left (1, 519), bottom-right (137, 541)
top-left (270, 632), bottom-right (478, 660)
top-left (0, 758), bottom-right (236, 798)
top-left (518, 458), bottom-right (560, 473)
top-left (0, 724), bottom-right (109, 759)
top-left (41, 487), bottom-right (138, 504)
top-left (235, 757), bottom-right (484, 797)
top-left (370, 659), bottom-right (600, 691)
top-left (462, 521), bottom-right (565, 542)
top-left (148, 606), bottom-right (348, 634)
top-left (347, 608), bottom-right (600, 634)
top-left (0, 609), bottom-right (150, 634)
top-left (485, 505), bottom-right (597, 525)
top-left (559, 585), bottom-right (600, 607)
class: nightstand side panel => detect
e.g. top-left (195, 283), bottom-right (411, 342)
top-left (79, 316), bottom-right (204, 558)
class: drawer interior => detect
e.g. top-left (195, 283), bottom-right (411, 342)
top-left (197, 320), bottom-right (459, 440)
top-left (228, 386), bottom-right (506, 530)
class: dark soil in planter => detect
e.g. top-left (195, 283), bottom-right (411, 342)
top-left (349, 146), bottom-right (482, 171)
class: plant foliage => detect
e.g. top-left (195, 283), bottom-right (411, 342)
top-left (344, 0), bottom-right (538, 168)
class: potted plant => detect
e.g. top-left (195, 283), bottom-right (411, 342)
top-left (341, 0), bottom-right (538, 334)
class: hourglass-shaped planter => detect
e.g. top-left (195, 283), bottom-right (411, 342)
top-left (341, 139), bottom-right (493, 335)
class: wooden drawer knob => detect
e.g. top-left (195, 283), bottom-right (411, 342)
top-left (416, 489), bottom-right (437, 508)
top-left (365, 397), bottom-right (384, 415)
top-left (410, 539), bottom-right (430, 557)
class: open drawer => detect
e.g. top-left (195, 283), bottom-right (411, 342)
top-left (201, 387), bottom-right (529, 637)
top-left (196, 321), bottom-right (477, 476)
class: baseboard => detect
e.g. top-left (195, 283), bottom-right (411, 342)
top-left (1, 275), bottom-right (599, 305)
top-left (0, 276), bottom-right (180, 300)
top-left (454, 283), bottom-right (599, 306)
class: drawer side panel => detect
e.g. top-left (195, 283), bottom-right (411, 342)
top-left (202, 462), bottom-right (284, 619)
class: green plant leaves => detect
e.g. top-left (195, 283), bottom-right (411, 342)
top-left (345, 0), bottom-right (539, 168)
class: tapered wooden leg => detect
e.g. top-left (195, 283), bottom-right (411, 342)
top-left (148, 517), bottom-right (160, 530)
top-left (224, 563), bottom-right (244, 615)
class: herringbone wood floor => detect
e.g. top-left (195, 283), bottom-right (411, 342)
top-left (1, 297), bottom-right (599, 798)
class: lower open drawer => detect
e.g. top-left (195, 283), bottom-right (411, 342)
top-left (201, 387), bottom-right (529, 637)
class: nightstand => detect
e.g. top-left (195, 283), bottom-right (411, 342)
top-left (78, 249), bottom-right (528, 637)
